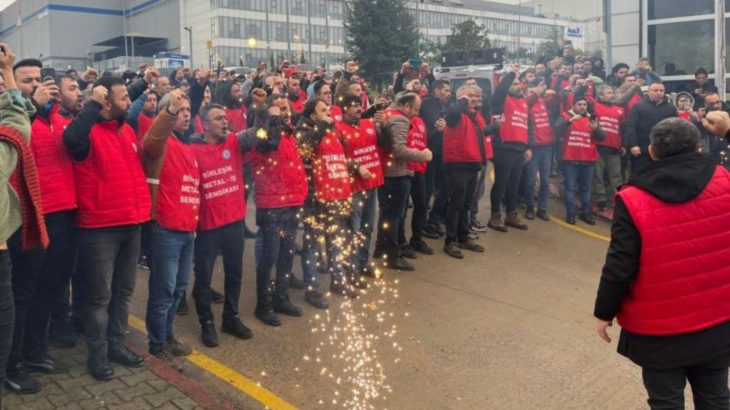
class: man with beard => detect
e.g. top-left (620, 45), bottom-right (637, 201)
top-left (63, 77), bottom-right (151, 381)
top-left (626, 81), bottom-right (677, 173)
top-left (287, 74), bottom-right (308, 114)
top-left (4, 74), bottom-right (83, 393)
top-left (141, 90), bottom-right (199, 360)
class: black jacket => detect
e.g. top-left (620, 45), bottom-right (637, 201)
top-left (594, 153), bottom-right (730, 368)
top-left (625, 96), bottom-right (677, 153)
top-left (420, 94), bottom-right (447, 156)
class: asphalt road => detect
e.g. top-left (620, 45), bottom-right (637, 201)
top-left (127, 189), bottom-right (663, 410)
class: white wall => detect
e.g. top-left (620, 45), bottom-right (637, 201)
top-left (608, 0), bottom-right (640, 69)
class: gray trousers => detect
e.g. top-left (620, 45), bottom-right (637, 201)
top-left (79, 225), bottom-right (140, 359)
top-left (592, 152), bottom-right (623, 205)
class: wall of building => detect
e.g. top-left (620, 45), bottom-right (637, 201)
top-left (608, 0), bottom-right (640, 70)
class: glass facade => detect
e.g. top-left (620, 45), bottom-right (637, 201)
top-left (648, 20), bottom-right (714, 76)
top-left (648, 0), bottom-right (714, 20)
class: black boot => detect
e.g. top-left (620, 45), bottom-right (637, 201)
top-left (254, 290), bottom-right (281, 327)
top-left (87, 356), bottom-right (114, 382)
top-left (566, 213), bottom-right (576, 225)
top-left (201, 320), bottom-right (219, 347)
top-left (222, 317), bottom-right (253, 340)
top-left (108, 347), bottom-right (144, 368)
top-left (273, 293), bottom-right (303, 317)
top-left (305, 290), bottom-right (329, 309)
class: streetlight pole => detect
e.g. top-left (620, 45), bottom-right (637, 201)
top-left (184, 26), bottom-right (193, 67)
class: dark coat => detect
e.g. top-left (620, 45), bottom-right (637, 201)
top-left (625, 96), bottom-right (678, 153)
top-left (594, 153), bottom-right (730, 368)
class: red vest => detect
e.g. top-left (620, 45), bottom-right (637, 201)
top-left (594, 102), bottom-right (625, 150)
top-left (194, 115), bottom-right (204, 134)
top-left (443, 113), bottom-right (485, 164)
top-left (678, 110), bottom-right (692, 122)
top-left (331, 104), bottom-right (343, 124)
top-left (73, 121), bottom-right (151, 228)
top-left (225, 106), bottom-right (248, 133)
top-left (31, 106), bottom-right (77, 214)
top-left (336, 119), bottom-right (384, 192)
top-left (289, 90), bottom-right (308, 113)
top-left (137, 113), bottom-right (155, 142)
top-left (626, 93), bottom-right (642, 112)
top-left (153, 137), bottom-right (201, 232)
top-left (473, 110), bottom-right (493, 160)
top-left (313, 130), bottom-right (352, 202)
top-left (191, 133), bottom-right (246, 231)
top-left (616, 166), bottom-right (730, 335)
top-left (561, 114), bottom-right (598, 162)
top-left (250, 132), bottom-right (308, 208)
top-left (529, 97), bottom-right (555, 146)
top-left (406, 116), bottom-right (428, 174)
top-left (498, 95), bottom-right (529, 145)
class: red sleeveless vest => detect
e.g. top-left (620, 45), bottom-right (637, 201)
top-left (336, 119), bottom-right (384, 192)
top-left (473, 110), bottom-right (493, 160)
top-left (31, 106), bottom-right (77, 214)
top-left (406, 116), bottom-right (428, 174)
top-left (289, 90), bottom-right (307, 113)
top-left (251, 132), bottom-right (308, 208)
top-left (530, 97), bottom-right (555, 146)
top-left (191, 133), bottom-right (246, 231)
top-left (626, 93), bottom-right (642, 112)
top-left (594, 102), bottom-right (625, 150)
top-left (225, 106), bottom-right (248, 133)
top-left (331, 104), bottom-right (343, 124)
top-left (313, 130), bottom-right (352, 202)
top-left (561, 114), bottom-right (598, 162)
top-left (153, 137), bottom-right (201, 232)
top-left (616, 166), bottom-right (730, 335)
top-left (443, 113), bottom-right (484, 164)
top-left (194, 115), bottom-right (204, 134)
top-left (73, 121), bottom-right (151, 228)
top-left (498, 95), bottom-right (529, 145)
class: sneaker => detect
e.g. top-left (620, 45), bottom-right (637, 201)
top-left (211, 288), bottom-right (224, 304)
top-left (443, 243), bottom-right (464, 259)
top-left (305, 290), bottom-right (330, 309)
top-left (536, 209), bottom-right (550, 221)
top-left (201, 320), bottom-right (219, 347)
top-left (138, 255), bottom-right (150, 270)
top-left (288, 274), bottom-right (306, 290)
top-left (410, 240), bottom-right (434, 255)
top-left (524, 208), bottom-right (535, 220)
top-left (109, 347), bottom-right (144, 368)
top-left (580, 213), bottom-right (596, 225)
top-left (467, 232), bottom-right (479, 241)
top-left (459, 240), bottom-right (485, 253)
top-left (221, 317), bottom-right (253, 340)
top-left (24, 353), bottom-right (69, 374)
top-left (470, 221), bottom-right (488, 233)
top-left (401, 244), bottom-right (417, 260)
top-left (176, 294), bottom-right (189, 315)
top-left (387, 257), bottom-right (415, 271)
top-left (166, 337), bottom-right (192, 356)
top-left (4, 364), bottom-right (41, 393)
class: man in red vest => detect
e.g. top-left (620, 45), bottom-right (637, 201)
top-left (336, 94), bottom-right (384, 278)
top-left (554, 96), bottom-right (605, 225)
top-left (190, 103), bottom-right (275, 347)
top-left (589, 85), bottom-right (627, 213)
top-left (141, 90), bottom-right (198, 360)
top-left (250, 95), bottom-right (308, 326)
top-left (62, 77), bottom-right (151, 381)
top-left (286, 73), bottom-right (307, 114)
top-left (524, 80), bottom-right (558, 222)
top-left (595, 117), bottom-right (730, 409)
top-left (4, 73), bottom-right (83, 393)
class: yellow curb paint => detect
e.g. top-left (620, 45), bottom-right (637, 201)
top-left (127, 315), bottom-right (298, 410)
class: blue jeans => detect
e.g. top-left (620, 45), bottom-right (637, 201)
top-left (376, 176), bottom-right (412, 258)
top-left (350, 189), bottom-right (377, 272)
top-left (563, 162), bottom-right (594, 215)
top-left (146, 223), bottom-right (194, 352)
top-left (524, 145), bottom-right (553, 211)
top-left (254, 207), bottom-right (299, 297)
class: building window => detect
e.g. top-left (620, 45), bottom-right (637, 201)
top-left (648, 0), bottom-right (714, 20)
top-left (648, 20), bottom-right (714, 76)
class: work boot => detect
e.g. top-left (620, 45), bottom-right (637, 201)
top-left (536, 209), bottom-right (550, 221)
top-left (459, 240), bottom-right (485, 253)
top-left (273, 294), bottom-right (303, 317)
top-left (108, 347), bottom-right (144, 368)
top-left (305, 290), bottom-right (329, 309)
top-left (505, 211), bottom-right (528, 230)
top-left (87, 356), bottom-right (114, 382)
top-left (566, 213), bottom-right (576, 225)
top-left (201, 320), bottom-right (219, 347)
top-left (254, 292), bottom-right (282, 327)
top-left (524, 207), bottom-right (535, 220)
top-left (401, 244), bottom-right (417, 260)
top-left (222, 317), bottom-right (253, 340)
top-left (580, 213), bottom-right (596, 225)
top-left (166, 336), bottom-right (192, 356)
top-left (443, 242), bottom-right (464, 259)
top-left (488, 212), bottom-right (508, 233)
top-left (151, 345), bottom-right (174, 362)
top-left (387, 256), bottom-right (415, 271)
top-left (410, 239), bottom-right (434, 255)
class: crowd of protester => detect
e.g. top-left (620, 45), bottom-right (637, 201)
top-left (0, 36), bottom-right (729, 406)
